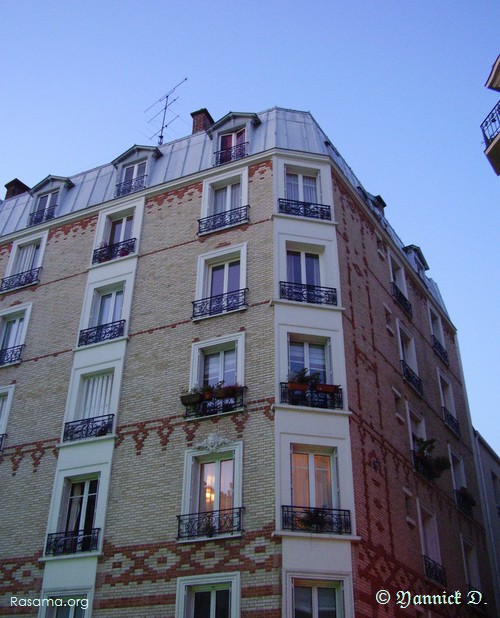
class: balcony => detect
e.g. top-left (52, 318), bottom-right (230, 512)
top-left (280, 382), bottom-right (343, 410)
top-left (182, 386), bottom-right (246, 419)
top-left (0, 433), bottom-right (6, 451)
top-left (412, 450), bottom-right (435, 483)
top-left (0, 267), bottom-right (42, 293)
top-left (442, 407), bottom-right (461, 437)
top-left (177, 507), bottom-right (244, 540)
top-left (279, 281), bottom-right (337, 306)
top-left (28, 205), bottom-right (56, 227)
top-left (0, 345), bottom-right (24, 366)
top-left (92, 238), bottom-right (136, 264)
top-left (78, 320), bottom-right (125, 347)
top-left (214, 142), bottom-right (248, 166)
top-left (401, 360), bottom-right (423, 395)
top-left (115, 175), bottom-right (147, 197)
top-left (192, 289), bottom-right (248, 319)
top-left (282, 505), bottom-right (351, 535)
top-left (481, 100), bottom-right (500, 175)
top-left (391, 282), bottom-right (413, 317)
top-left (198, 205), bottom-right (249, 235)
top-left (432, 335), bottom-right (449, 365)
top-left (63, 414), bottom-right (114, 442)
top-left (45, 528), bottom-right (100, 556)
top-left (455, 488), bottom-right (475, 518)
top-left (278, 198), bottom-right (331, 221)
top-left (423, 555), bottom-right (447, 587)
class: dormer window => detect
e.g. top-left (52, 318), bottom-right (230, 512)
top-left (115, 161), bottom-right (147, 197)
top-left (28, 190), bottom-right (58, 226)
top-left (215, 129), bottom-right (247, 165)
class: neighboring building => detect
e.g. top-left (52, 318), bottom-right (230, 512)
top-left (0, 106), bottom-right (496, 617)
top-left (481, 54), bottom-right (500, 174)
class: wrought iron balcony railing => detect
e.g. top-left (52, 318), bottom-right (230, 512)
top-left (192, 289), bottom-right (248, 319)
top-left (282, 505), bottom-right (351, 535)
top-left (177, 507), bottom-right (244, 540)
top-left (391, 282), bottom-right (413, 317)
top-left (481, 100), bottom-right (500, 147)
top-left (0, 433), bottom-right (6, 451)
top-left (442, 407), bottom-right (461, 437)
top-left (115, 175), bottom-right (147, 197)
top-left (183, 387), bottom-right (246, 419)
top-left (214, 142), bottom-right (248, 166)
top-left (280, 383), bottom-right (343, 410)
top-left (63, 414), bottom-right (114, 442)
top-left (412, 450), bottom-right (435, 483)
top-left (78, 320), bottom-right (125, 347)
top-left (198, 205), bottom-right (249, 235)
top-left (423, 555), bottom-right (447, 587)
top-left (28, 205), bottom-right (56, 227)
top-left (92, 238), bottom-right (136, 264)
top-left (278, 198), bottom-right (331, 221)
top-left (401, 360), bottom-right (423, 395)
top-left (432, 335), bottom-right (449, 365)
top-left (0, 267), bottom-right (42, 292)
top-left (279, 281), bottom-right (337, 306)
top-left (0, 345), bottom-right (24, 366)
top-left (45, 528), bottom-right (100, 556)
top-left (455, 489), bottom-right (475, 518)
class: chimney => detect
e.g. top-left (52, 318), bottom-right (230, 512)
top-left (190, 108), bottom-right (214, 134)
top-left (5, 178), bottom-right (31, 200)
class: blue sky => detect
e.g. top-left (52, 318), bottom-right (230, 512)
top-left (1, 0), bottom-right (499, 451)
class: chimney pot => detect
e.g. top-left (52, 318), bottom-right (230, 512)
top-left (5, 178), bottom-right (31, 200)
top-left (191, 108), bottom-right (214, 134)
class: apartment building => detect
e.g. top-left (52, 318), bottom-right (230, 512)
top-left (0, 106), bottom-right (496, 617)
top-left (481, 54), bottom-right (500, 174)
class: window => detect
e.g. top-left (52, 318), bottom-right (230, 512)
top-left (278, 165), bottom-right (330, 220)
top-left (46, 477), bottom-right (100, 555)
top-left (43, 596), bottom-right (89, 617)
top-left (176, 573), bottom-right (240, 618)
top-left (286, 171), bottom-right (318, 203)
top-left (418, 504), bottom-right (446, 586)
top-left (289, 339), bottom-right (328, 384)
top-left (199, 169), bottom-right (249, 234)
top-left (0, 304), bottom-right (31, 366)
top-left (0, 385), bottom-right (15, 450)
top-left (291, 579), bottom-right (344, 618)
top-left (115, 161), bottom-right (147, 197)
top-left (390, 255), bottom-right (412, 317)
top-left (215, 128), bottom-right (247, 165)
top-left (1, 234), bottom-right (46, 292)
top-left (450, 450), bottom-right (466, 490)
top-left (281, 248), bottom-right (337, 305)
top-left (93, 212), bottom-right (135, 264)
top-left (29, 190), bottom-right (58, 226)
top-left (78, 285), bottom-right (125, 346)
top-left (408, 406), bottom-right (425, 451)
top-left (398, 323), bottom-right (422, 394)
top-left (462, 539), bottom-right (481, 591)
top-left (438, 372), bottom-right (459, 434)
top-left (429, 306), bottom-right (449, 364)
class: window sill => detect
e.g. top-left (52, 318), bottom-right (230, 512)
top-left (177, 531), bottom-right (242, 544)
top-left (273, 530), bottom-right (361, 542)
top-left (57, 433), bottom-right (116, 448)
top-left (185, 406), bottom-right (245, 422)
top-left (74, 335), bottom-right (128, 352)
top-left (273, 212), bottom-right (338, 225)
top-left (0, 281), bottom-right (39, 294)
top-left (273, 402), bottom-right (350, 416)
top-left (0, 361), bottom-right (22, 369)
top-left (191, 306), bottom-right (247, 322)
top-left (89, 252), bottom-right (137, 269)
top-left (273, 298), bottom-right (342, 311)
top-left (39, 550), bottom-right (102, 562)
top-left (197, 220), bottom-right (249, 237)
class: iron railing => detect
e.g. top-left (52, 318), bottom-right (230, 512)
top-left (78, 320), bottom-right (125, 347)
top-left (183, 387), bottom-right (246, 419)
top-left (0, 345), bottom-right (24, 366)
top-left (192, 289), bottom-right (248, 319)
top-left (0, 434), bottom-right (6, 451)
top-left (279, 281), bottom-right (337, 306)
top-left (401, 360), bottom-right (423, 395)
top-left (282, 505), bottom-right (351, 535)
top-left (278, 198), bottom-right (331, 221)
top-left (214, 142), bottom-right (248, 166)
top-left (391, 282), bottom-right (413, 317)
top-left (412, 450), bottom-right (434, 483)
top-left (177, 507), bottom-right (244, 540)
top-left (455, 490), bottom-right (474, 518)
top-left (0, 267), bottom-right (42, 292)
top-left (442, 407), bottom-right (461, 437)
top-left (432, 335), bottom-right (449, 365)
top-left (280, 383), bottom-right (343, 410)
top-left (28, 205), bottom-right (56, 227)
top-left (423, 555), bottom-right (447, 587)
top-left (92, 238), bottom-right (136, 264)
top-left (63, 414), bottom-right (114, 442)
top-left (481, 100), bottom-right (500, 147)
top-left (115, 175), bottom-right (147, 197)
top-left (198, 205), bottom-right (249, 234)
top-left (45, 529), bottom-right (100, 556)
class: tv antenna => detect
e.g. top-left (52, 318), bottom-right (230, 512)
top-left (145, 77), bottom-right (188, 146)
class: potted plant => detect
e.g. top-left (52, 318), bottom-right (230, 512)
top-left (315, 383), bottom-right (340, 394)
top-left (287, 368), bottom-right (311, 391)
top-left (213, 380), bottom-right (240, 399)
top-left (301, 506), bottom-right (329, 531)
top-left (414, 438), bottom-right (450, 479)
top-left (201, 384), bottom-right (214, 401)
top-left (457, 486), bottom-right (476, 506)
top-left (180, 387), bottom-right (203, 406)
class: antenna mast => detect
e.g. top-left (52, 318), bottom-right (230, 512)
top-left (145, 77), bottom-right (188, 146)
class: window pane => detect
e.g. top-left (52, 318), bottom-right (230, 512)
top-left (112, 290), bottom-right (124, 322)
top-left (305, 254), bottom-right (320, 286)
top-left (230, 182), bottom-right (241, 210)
top-left (137, 161), bottom-right (146, 177)
top-left (309, 344), bottom-right (326, 383)
top-left (203, 352), bottom-right (220, 386)
top-left (292, 453), bottom-right (310, 507)
top-left (287, 251), bottom-right (302, 284)
top-left (294, 586), bottom-right (313, 618)
top-left (38, 195), bottom-right (48, 211)
top-left (318, 588), bottom-right (336, 618)
top-left (81, 372), bottom-right (113, 419)
top-left (216, 589), bottom-right (230, 618)
top-left (194, 591), bottom-right (211, 618)
top-left (124, 166), bottom-right (135, 182)
top-left (66, 482), bottom-right (84, 532)
top-left (213, 187), bottom-right (227, 214)
top-left (236, 129), bottom-right (245, 145)
top-left (219, 458), bottom-right (234, 511)
top-left (110, 219), bottom-right (123, 245)
top-left (97, 294), bottom-right (112, 325)
top-left (314, 455), bottom-right (332, 508)
top-left (227, 261), bottom-right (240, 293)
top-left (289, 341), bottom-right (305, 376)
top-left (124, 215), bottom-right (134, 240)
top-left (210, 265), bottom-right (225, 296)
top-left (199, 462), bottom-right (216, 512)
top-left (303, 176), bottom-right (317, 203)
top-left (286, 173), bottom-right (299, 201)
top-left (222, 349), bottom-right (236, 385)
top-left (221, 134), bottom-right (233, 150)
top-left (15, 243), bottom-right (40, 273)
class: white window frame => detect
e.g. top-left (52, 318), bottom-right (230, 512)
top-left (4, 230), bottom-right (48, 279)
top-left (286, 573), bottom-right (351, 618)
top-left (285, 165), bottom-right (321, 204)
top-left (461, 537), bottom-right (481, 590)
top-left (417, 502), bottom-right (442, 565)
top-left (437, 370), bottom-right (455, 417)
top-left (290, 444), bottom-right (340, 509)
top-left (122, 160), bottom-right (147, 183)
top-left (389, 253), bottom-right (408, 296)
top-left (40, 589), bottom-right (91, 618)
top-left (429, 305), bottom-right (445, 346)
top-left (0, 384), bottom-right (15, 438)
top-left (92, 202), bottom-right (143, 265)
top-left (407, 404), bottom-right (426, 450)
top-left (34, 189), bottom-right (59, 216)
top-left (201, 168), bottom-right (248, 220)
top-left (397, 321), bottom-right (418, 373)
top-left (277, 158), bottom-right (333, 208)
top-left (285, 241), bottom-right (324, 286)
top-left (287, 333), bottom-right (333, 385)
top-left (175, 572), bottom-right (240, 618)
top-left (219, 127), bottom-right (246, 152)
top-left (0, 302), bottom-right (32, 365)
top-left (190, 333), bottom-right (245, 391)
top-left (448, 447), bottom-right (466, 490)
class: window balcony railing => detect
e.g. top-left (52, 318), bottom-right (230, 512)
top-left (279, 281), bottom-right (337, 306)
top-left (423, 555), bottom-right (447, 587)
top-left (115, 175), bottom-right (147, 198)
top-left (214, 142), bottom-right (248, 166)
top-left (280, 383), bottom-right (343, 410)
top-left (442, 407), bottom-right (461, 437)
top-left (45, 529), bottom-right (100, 556)
top-left (0, 345), bottom-right (24, 366)
top-left (0, 267), bottom-right (42, 292)
top-left (391, 282), bottom-right (413, 317)
top-left (481, 100), bottom-right (500, 147)
top-left (282, 505), bottom-right (351, 535)
top-left (28, 205), bottom-right (56, 227)
top-left (455, 489), bottom-right (475, 518)
top-left (198, 205), bottom-right (249, 235)
top-left (192, 289), bottom-right (248, 319)
top-left (183, 387), bottom-right (246, 419)
top-left (63, 414), bottom-right (114, 442)
top-left (92, 238), bottom-right (136, 264)
top-left (412, 450), bottom-right (435, 483)
top-left (177, 507), bottom-right (244, 540)
top-left (432, 335), bottom-right (449, 365)
top-left (401, 360), bottom-right (423, 395)
top-left (78, 320), bottom-right (125, 347)
top-left (278, 198), bottom-right (331, 221)
top-left (0, 433), bottom-right (6, 451)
